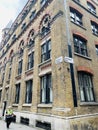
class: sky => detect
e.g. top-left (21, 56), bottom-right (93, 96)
top-left (0, 0), bottom-right (28, 41)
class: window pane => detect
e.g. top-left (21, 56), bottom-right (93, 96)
top-left (41, 74), bottom-right (52, 103)
top-left (73, 36), bottom-right (88, 56)
top-left (27, 52), bottom-right (34, 70)
top-left (95, 45), bottom-right (98, 55)
top-left (91, 22), bottom-right (98, 35)
top-left (41, 39), bottom-right (51, 62)
top-left (87, 2), bottom-right (96, 14)
top-left (70, 8), bottom-right (82, 25)
top-left (18, 60), bottom-right (23, 75)
top-left (15, 84), bottom-right (20, 104)
top-left (78, 72), bottom-right (94, 102)
top-left (80, 88), bottom-right (85, 101)
top-left (25, 80), bottom-right (32, 103)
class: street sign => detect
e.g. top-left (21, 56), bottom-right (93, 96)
top-left (64, 56), bottom-right (74, 64)
top-left (55, 56), bottom-right (63, 64)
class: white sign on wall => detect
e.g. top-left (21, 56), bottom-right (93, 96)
top-left (64, 56), bottom-right (74, 64)
top-left (55, 56), bottom-right (63, 64)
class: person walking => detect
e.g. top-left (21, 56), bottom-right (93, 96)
top-left (5, 106), bottom-right (14, 128)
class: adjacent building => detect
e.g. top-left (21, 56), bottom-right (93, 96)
top-left (0, 0), bottom-right (98, 129)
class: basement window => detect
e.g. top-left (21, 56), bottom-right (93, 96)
top-left (36, 120), bottom-right (51, 130)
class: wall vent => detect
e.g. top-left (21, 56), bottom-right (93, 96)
top-left (20, 116), bottom-right (29, 125)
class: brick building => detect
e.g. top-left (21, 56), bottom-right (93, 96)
top-left (0, 0), bottom-right (98, 129)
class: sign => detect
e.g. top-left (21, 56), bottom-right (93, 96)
top-left (64, 56), bottom-right (74, 64)
top-left (55, 56), bottom-right (63, 64)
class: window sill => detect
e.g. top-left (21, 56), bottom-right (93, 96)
top-left (92, 32), bottom-right (98, 37)
top-left (15, 75), bottom-right (21, 80)
top-left (40, 31), bottom-right (51, 40)
top-left (39, 59), bottom-right (51, 67)
top-left (25, 68), bottom-right (34, 75)
top-left (37, 104), bottom-right (52, 108)
top-left (12, 104), bottom-right (19, 107)
top-left (22, 104), bottom-right (32, 107)
top-left (74, 52), bottom-right (92, 60)
top-left (87, 9), bottom-right (96, 17)
top-left (28, 43), bottom-right (35, 50)
top-left (80, 102), bottom-right (98, 106)
top-left (70, 21), bottom-right (86, 30)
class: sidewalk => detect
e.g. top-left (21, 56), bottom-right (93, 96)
top-left (0, 118), bottom-right (43, 130)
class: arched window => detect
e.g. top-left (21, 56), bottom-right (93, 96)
top-left (19, 40), bottom-right (24, 55)
top-left (78, 71), bottom-right (95, 102)
top-left (87, 2), bottom-right (96, 14)
top-left (4, 57), bottom-right (7, 64)
top-left (40, 0), bottom-right (48, 7)
top-left (91, 21), bottom-right (98, 35)
top-left (9, 49), bottom-right (14, 62)
top-left (40, 14), bottom-right (51, 37)
top-left (28, 29), bottom-right (35, 47)
top-left (73, 34), bottom-right (88, 56)
top-left (70, 7), bottom-right (83, 26)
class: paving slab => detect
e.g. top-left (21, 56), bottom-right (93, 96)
top-left (0, 119), bottom-right (44, 130)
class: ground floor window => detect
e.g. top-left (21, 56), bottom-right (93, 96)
top-left (41, 73), bottom-right (52, 103)
top-left (78, 72), bottom-right (95, 102)
top-left (25, 80), bottom-right (32, 103)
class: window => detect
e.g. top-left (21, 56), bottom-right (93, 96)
top-left (95, 45), bottom-right (98, 55)
top-left (6, 44), bottom-right (9, 50)
top-left (19, 40), bottom-right (24, 55)
top-left (70, 8), bottom-right (83, 26)
top-left (28, 30), bottom-right (35, 47)
top-left (28, 39), bottom-right (35, 47)
top-left (73, 35), bottom-right (88, 56)
top-left (18, 60), bottom-right (23, 75)
top-left (78, 72), bottom-right (95, 102)
top-left (12, 34), bottom-right (16, 41)
top-left (21, 10), bottom-right (28, 20)
top-left (15, 83), bottom-right (20, 104)
top-left (40, 15), bottom-right (50, 37)
top-left (2, 49), bottom-right (4, 55)
top-left (8, 68), bottom-right (11, 79)
top-left (87, 2), bottom-right (96, 14)
top-left (41, 39), bottom-right (51, 62)
top-left (29, 0), bottom-right (36, 9)
top-left (74, 0), bottom-right (80, 2)
top-left (29, 10), bottom-right (36, 20)
top-left (91, 21), bottom-right (98, 35)
top-left (31, 0), bottom-right (35, 3)
top-left (21, 23), bottom-right (26, 30)
top-left (27, 52), bottom-right (34, 70)
top-left (25, 80), bottom-right (32, 103)
top-left (41, 73), bottom-right (52, 103)
top-left (2, 72), bottom-right (5, 82)
top-left (5, 88), bottom-right (9, 100)
top-left (40, 0), bottom-right (48, 7)
top-left (0, 90), bottom-right (2, 101)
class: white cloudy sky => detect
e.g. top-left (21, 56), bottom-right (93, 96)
top-left (0, 0), bottom-right (28, 41)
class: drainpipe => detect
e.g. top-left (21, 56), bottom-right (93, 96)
top-left (63, 0), bottom-right (77, 107)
